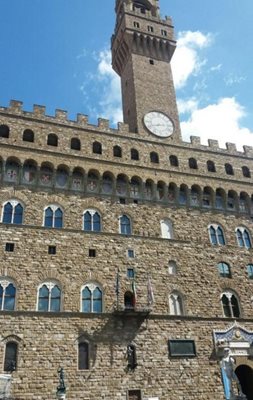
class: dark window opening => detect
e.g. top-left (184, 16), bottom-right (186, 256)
top-left (4, 342), bottom-right (17, 372)
top-left (119, 198), bottom-right (126, 204)
top-left (124, 291), bottom-right (135, 309)
top-left (71, 138), bottom-right (81, 151)
top-left (47, 133), bottom-right (58, 147)
top-left (169, 155), bottom-right (179, 167)
top-left (128, 390), bottom-right (141, 400)
top-left (133, 21), bottom-right (140, 28)
top-left (23, 129), bottom-right (34, 142)
top-left (242, 166), bottom-right (251, 178)
top-left (131, 149), bottom-right (139, 161)
top-left (113, 145), bottom-right (122, 158)
top-left (89, 249), bottom-right (96, 258)
top-left (133, 199), bottom-right (138, 204)
top-left (48, 245), bottom-right (56, 255)
top-left (5, 243), bottom-right (14, 252)
top-left (149, 59), bottom-right (154, 65)
top-left (207, 160), bottom-right (216, 172)
top-left (225, 163), bottom-right (234, 176)
top-left (0, 125), bottom-right (10, 138)
top-left (93, 141), bottom-right (102, 154)
top-left (150, 152), bottom-right (159, 163)
top-left (127, 268), bottom-right (135, 279)
top-left (161, 29), bottom-right (167, 36)
top-left (78, 342), bottom-right (89, 370)
top-left (189, 158), bottom-right (198, 169)
top-left (148, 26), bottom-right (154, 33)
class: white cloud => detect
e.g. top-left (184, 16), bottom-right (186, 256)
top-left (224, 73), bottom-right (246, 86)
top-left (171, 31), bottom-right (212, 89)
top-left (180, 97), bottom-right (253, 150)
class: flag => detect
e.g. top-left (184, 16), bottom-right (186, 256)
top-left (147, 275), bottom-right (155, 306)
top-left (132, 280), bottom-right (137, 307)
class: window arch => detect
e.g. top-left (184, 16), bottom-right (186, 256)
top-left (0, 280), bottom-right (16, 311)
top-left (4, 341), bottom-right (18, 372)
top-left (78, 342), bottom-right (89, 370)
top-left (207, 160), bottom-right (216, 172)
top-left (169, 155), bottom-right (178, 167)
top-left (225, 163), bottom-right (234, 175)
top-left (247, 264), bottom-right (253, 279)
top-left (83, 210), bottom-right (101, 232)
top-left (131, 148), bottom-right (139, 161)
top-left (236, 227), bottom-right (251, 249)
top-left (81, 283), bottom-right (102, 313)
top-left (217, 262), bottom-right (231, 278)
top-left (169, 292), bottom-right (184, 316)
top-left (23, 129), bottom-right (34, 142)
top-left (168, 260), bottom-right (177, 275)
top-left (2, 201), bottom-right (23, 225)
top-left (37, 282), bottom-right (61, 312)
top-left (150, 152), bottom-right (159, 163)
top-left (113, 145), bottom-right (122, 158)
top-left (161, 219), bottom-right (173, 239)
top-left (93, 141), bottom-right (102, 154)
top-left (208, 224), bottom-right (225, 245)
top-left (221, 291), bottom-right (240, 318)
top-left (47, 133), bottom-right (58, 147)
top-left (119, 215), bottom-right (132, 235)
top-left (189, 158), bottom-right (198, 169)
top-left (0, 125), bottom-right (9, 138)
top-left (71, 137), bottom-right (81, 151)
top-left (242, 166), bottom-right (251, 178)
top-left (44, 205), bottom-right (63, 228)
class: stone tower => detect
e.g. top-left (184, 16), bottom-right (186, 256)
top-left (112, 0), bottom-right (181, 141)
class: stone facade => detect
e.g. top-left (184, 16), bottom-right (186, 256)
top-left (0, 1), bottom-right (253, 399)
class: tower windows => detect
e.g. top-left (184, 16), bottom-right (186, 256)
top-left (217, 262), bottom-right (231, 278)
top-left (119, 215), bottom-right (132, 235)
top-left (160, 219), bottom-right (173, 239)
top-left (236, 227), bottom-right (252, 249)
top-left (47, 133), bottom-right (58, 147)
top-left (208, 224), bottom-right (225, 245)
top-left (169, 292), bottom-right (184, 316)
top-left (247, 264), bottom-right (253, 279)
top-left (242, 166), bottom-right (251, 178)
top-left (189, 158), bottom-right (198, 169)
top-left (4, 342), bottom-right (18, 372)
top-left (78, 342), bottom-right (89, 370)
top-left (149, 59), bottom-right (154, 65)
top-left (0, 280), bottom-right (16, 311)
top-left (83, 210), bottom-right (101, 232)
top-left (44, 206), bottom-right (63, 228)
top-left (207, 160), bottom-right (216, 172)
top-left (161, 29), bottom-right (167, 36)
top-left (37, 282), bottom-right (61, 312)
top-left (150, 152), bottom-right (159, 163)
top-left (113, 145), bottom-right (122, 158)
top-left (2, 201), bottom-right (23, 225)
top-left (0, 125), bottom-right (10, 138)
top-left (147, 25), bottom-right (154, 33)
top-left (23, 129), bottom-right (34, 142)
top-left (81, 284), bottom-right (102, 313)
top-left (131, 148), bottom-right (139, 161)
top-left (221, 291), bottom-right (240, 318)
top-left (93, 141), bottom-right (102, 155)
top-left (133, 21), bottom-right (140, 28)
top-left (169, 155), bottom-right (179, 167)
top-left (71, 137), bottom-right (81, 151)
top-left (225, 163), bottom-right (234, 176)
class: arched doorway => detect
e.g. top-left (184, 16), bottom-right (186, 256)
top-left (235, 365), bottom-right (253, 400)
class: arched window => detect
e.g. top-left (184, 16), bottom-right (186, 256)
top-left (55, 166), bottom-right (69, 189)
top-left (225, 163), bottom-right (234, 175)
top-left (47, 133), bottom-right (58, 147)
top-left (150, 152), bottom-right (159, 163)
top-left (83, 210), bottom-right (101, 232)
top-left (208, 225), bottom-right (225, 245)
top-left (217, 262), bottom-right (231, 278)
top-left (189, 158), bottom-right (198, 169)
top-left (71, 137), bottom-right (81, 151)
top-left (78, 342), bottom-right (89, 370)
top-left (221, 291), bottom-right (240, 318)
top-left (119, 215), bottom-right (132, 235)
top-left (0, 280), bottom-right (16, 311)
top-left (236, 227), bottom-right (251, 249)
top-left (23, 129), bottom-right (34, 142)
top-left (93, 141), bottom-right (102, 154)
top-left (179, 185), bottom-right (188, 205)
top-left (160, 219), bottom-right (173, 239)
top-left (37, 282), bottom-right (61, 312)
top-left (169, 292), bottom-right (184, 316)
top-left (247, 264), bottom-right (253, 279)
top-left (168, 260), bottom-right (177, 275)
top-left (81, 284), bottom-right (102, 313)
top-left (0, 125), bottom-right (10, 138)
top-left (4, 342), bottom-right (18, 372)
top-left (242, 166), bottom-right (251, 178)
top-left (113, 145), bottom-right (122, 158)
top-left (2, 201), bottom-right (23, 225)
top-left (169, 155), bottom-right (178, 167)
top-left (131, 148), bottom-right (139, 161)
top-left (207, 160), bottom-right (216, 172)
top-left (44, 206), bottom-right (63, 228)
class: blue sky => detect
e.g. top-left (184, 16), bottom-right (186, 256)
top-left (0, 0), bottom-right (253, 149)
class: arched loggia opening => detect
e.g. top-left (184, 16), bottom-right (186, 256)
top-left (235, 365), bottom-right (253, 400)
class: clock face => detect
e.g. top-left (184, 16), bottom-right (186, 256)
top-left (144, 112), bottom-right (174, 138)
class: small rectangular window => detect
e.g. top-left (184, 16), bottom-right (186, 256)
top-left (161, 29), bottom-right (167, 36)
top-left (127, 268), bottom-right (135, 279)
top-left (5, 243), bottom-right (14, 252)
top-left (48, 245), bottom-right (56, 255)
top-left (89, 249), bottom-right (96, 257)
top-left (127, 249), bottom-right (135, 258)
top-left (128, 390), bottom-right (142, 400)
top-left (148, 25), bottom-right (154, 33)
top-left (133, 21), bottom-right (140, 28)
top-left (119, 198), bottom-right (126, 204)
top-left (168, 340), bottom-right (196, 357)
top-left (149, 59), bottom-right (154, 65)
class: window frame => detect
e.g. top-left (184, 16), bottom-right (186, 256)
top-left (0, 279), bottom-right (16, 311)
top-left (221, 291), bottom-right (241, 318)
top-left (83, 209), bottom-right (101, 232)
top-left (4, 341), bottom-right (18, 372)
top-left (81, 283), bottom-right (103, 313)
top-left (169, 291), bottom-right (184, 316)
top-left (236, 227), bottom-right (252, 249)
top-left (78, 341), bottom-right (89, 370)
top-left (168, 340), bottom-right (196, 358)
top-left (2, 200), bottom-right (24, 225)
top-left (119, 215), bottom-right (132, 235)
top-left (43, 205), bottom-right (63, 229)
top-left (37, 281), bottom-right (62, 312)
top-left (208, 224), bottom-right (225, 246)
top-left (217, 262), bottom-right (231, 278)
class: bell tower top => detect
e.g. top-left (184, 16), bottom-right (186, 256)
top-left (115, 0), bottom-right (160, 18)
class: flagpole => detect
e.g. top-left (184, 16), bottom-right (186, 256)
top-left (116, 269), bottom-right (120, 311)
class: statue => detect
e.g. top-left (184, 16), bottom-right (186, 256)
top-left (221, 348), bottom-right (246, 400)
top-left (56, 367), bottom-right (66, 399)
